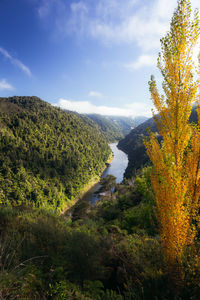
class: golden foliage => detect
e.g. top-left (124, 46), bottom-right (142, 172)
top-left (144, 0), bottom-right (200, 276)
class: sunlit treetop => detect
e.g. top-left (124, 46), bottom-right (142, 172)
top-left (145, 0), bottom-right (200, 279)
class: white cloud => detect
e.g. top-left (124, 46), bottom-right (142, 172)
top-left (55, 98), bottom-right (152, 117)
top-left (0, 79), bottom-right (14, 91)
top-left (0, 47), bottom-right (32, 77)
top-left (125, 102), bottom-right (154, 117)
top-left (124, 55), bottom-right (157, 70)
top-left (37, 0), bottom-right (176, 50)
top-left (89, 91), bottom-right (103, 98)
top-left (38, 0), bottom-right (200, 51)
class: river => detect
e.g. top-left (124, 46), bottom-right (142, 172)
top-left (81, 143), bottom-right (128, 204)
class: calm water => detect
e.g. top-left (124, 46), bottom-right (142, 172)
top-left (102, 143), bottom-right (128, 183)
top-left (81, 143), bottom-right (128, 204)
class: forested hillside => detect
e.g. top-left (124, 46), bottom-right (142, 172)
top-left (0, 96), bottom-right (111, 209)
top-left (86, 114), bottom-right (124, 142)
top-left (86, 114), bottom-right (147, 142)
top-left (1, 1), bottom-right (200, 299)
top-left (118, 107), bottom-right (198, 178)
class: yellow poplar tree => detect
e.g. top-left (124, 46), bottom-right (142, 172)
top-left (144, 0), bottom-right (200, 275)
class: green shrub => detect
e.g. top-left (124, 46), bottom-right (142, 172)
top-left (122, 202), bottom-right (157, 235)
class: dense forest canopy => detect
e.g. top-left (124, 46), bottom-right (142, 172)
top-left (86, 114), bottom-right (124, 142)
top-left (86, 114), bottom-right (147, 142)
top-left (0, 96), bottom-right (111, 209)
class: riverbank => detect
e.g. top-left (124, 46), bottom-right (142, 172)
top-left (76, 143), bottom-right (129, 205)
top-left (62, 152), bottom-right (113, 214)
top-left (61, 177), bottom-right (99, 215)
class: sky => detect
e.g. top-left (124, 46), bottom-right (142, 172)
top-left (0, 0), bottom-right (200, 117)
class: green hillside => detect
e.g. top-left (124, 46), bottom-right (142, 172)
top-left (86, 114), bottom-right (147, 142)
top-left (86, 114), bottom-right (124, 142)
top-left (0, 96), bottom-right (111, 210)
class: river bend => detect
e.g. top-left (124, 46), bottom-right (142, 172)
top-left (82, 143), bottom-right (128, 204)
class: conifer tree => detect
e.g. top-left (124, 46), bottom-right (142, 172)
top-left (144, 0), bottom-right (200, 278)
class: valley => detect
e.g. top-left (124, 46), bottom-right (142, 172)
top-left (0, 95), bottom-right (200, 299)
top-left (1, 1), bottom-right (200, 298)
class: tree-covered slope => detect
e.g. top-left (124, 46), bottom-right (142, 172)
top-left (0, 96), bottom-right (111, 209)
top-left (86, 114), bottom-right (124, 142)
top-left (118, 107), bottom-right (197, 178)
top-left (86, 114), bottom-right (147, 142)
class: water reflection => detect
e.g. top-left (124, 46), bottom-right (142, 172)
top-left (102, 143), bottom-right (128, 183)
top-left (82, 143), bottom-right (128, 204)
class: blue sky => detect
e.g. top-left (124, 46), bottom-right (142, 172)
top-left (0, 0), bottom-right (199, 117)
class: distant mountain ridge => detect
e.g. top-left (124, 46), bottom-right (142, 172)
top-left (0, 96), bottom-right (111, 209)
top-left (86, 114), bottom-right (148, 142)
top-left (118, 107), bottom-right (198, 178)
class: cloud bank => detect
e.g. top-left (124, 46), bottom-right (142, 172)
top-left (55, 98), bottom-right (152, 117)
